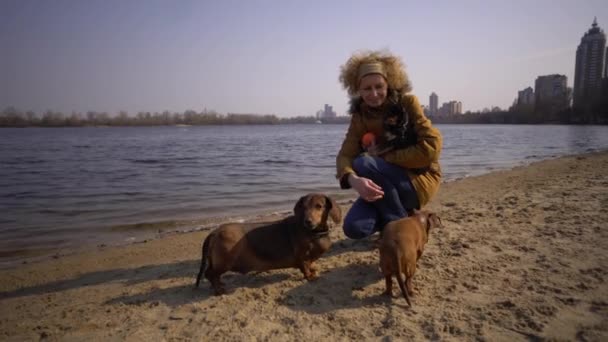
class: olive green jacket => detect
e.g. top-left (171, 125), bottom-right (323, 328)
top-left (336, 94), bottom-right (442, 207)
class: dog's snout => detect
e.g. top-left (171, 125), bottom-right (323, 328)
top-left (304, 218), bottom-right (314, 228)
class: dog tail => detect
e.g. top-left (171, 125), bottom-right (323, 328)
top-left (195, 233), bottom-right (212, 288)
top-left (393, 248), bottom-right (412, 307)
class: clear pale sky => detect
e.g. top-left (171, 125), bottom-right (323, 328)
top-left (1, 0), bottom-right (606, 117)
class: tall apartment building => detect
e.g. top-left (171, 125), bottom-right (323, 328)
top-left (517, 87), bottom-right (535, 105)
top-left (437, 101), bottom-right (462, 116)
top-left (429, 92), bottom-right (438, 116)
top-left (317, 104), bottom-right (336, 119)
top-left (573, 18), bottom-right (606, 110)
top-left (454, 101), bottom-right (462, 114)
top-left (535, 74), bottom-right (569, 116)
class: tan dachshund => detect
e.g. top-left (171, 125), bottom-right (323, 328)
top-left (379, 210), bottom-right (442, 306)
top-left (195, 193), bottom-right (342, 295)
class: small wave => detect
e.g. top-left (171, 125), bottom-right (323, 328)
top-left (172, 157), bottom-right (199, 161)
top-left (38, 209), bottom-right (101, 217)
top-left (108, 220), bottom-right (194, 232)
top-left (110, 174), bottom-right (140, 182)
top-left (0, 246), bottom-right (58, 259)
top-left (21, 170), bottom-right (44, 175)
top-left (306, 164), bottom-right (334, 169)
top-left (119, 191), bottom-right (142, 196)
top-left (1, 191), bottom-right (38, 198)
top-left (0, 218), bottom-right (17, 225)
top-left (129, 159), bottom-right (163, 164)
top-left (1, 159), bottom-right (46, 166)
top-left (260, 159), bottom-right (292, 164)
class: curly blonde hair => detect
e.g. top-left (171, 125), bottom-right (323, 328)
top-left (339, 49), bottom-right (412, 97)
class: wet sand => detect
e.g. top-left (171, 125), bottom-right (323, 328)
top-left (1, 151), bottom-right (607, 341)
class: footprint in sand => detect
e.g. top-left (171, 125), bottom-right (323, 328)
top-left (555, 296), bottom-right (581, 306)
top-left (579, 267), bottom-right (605, 282)
top-left (589, 300), bottom-right (608, 314)
top-left (542, 204), bottom-right (560, 211)
top-left (513, 307), bottom-right (544, 332)
top-left (533, 304), bottom-right (558, 317)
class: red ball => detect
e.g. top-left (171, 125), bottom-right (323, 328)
top-left (361, 132), bottom-right (375, 148)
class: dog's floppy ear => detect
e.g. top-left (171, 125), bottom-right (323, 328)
top-left (325, 196), bottom-right (342, 224)
top-left (294, 195), bottom-right (307, 215)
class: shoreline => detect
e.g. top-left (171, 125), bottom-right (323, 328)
top-left (0, 195), bottom-right (358, 269)
top-left (2, 149), bottom-right (605, 269)
top-left (3, 124), bottom-right (608, 265)
top-left (1, 150), bottom-right (607, 340)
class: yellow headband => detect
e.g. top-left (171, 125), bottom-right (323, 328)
top-left (357, 63), bottom-right (386, 83)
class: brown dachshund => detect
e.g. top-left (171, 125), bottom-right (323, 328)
top-left (379, 210), bottom-right (442, 307)
top-left (195, 193), bottom-right (342, 295)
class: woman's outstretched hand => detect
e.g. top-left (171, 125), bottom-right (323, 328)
top-left (348, 173), bottom-right (384, 202)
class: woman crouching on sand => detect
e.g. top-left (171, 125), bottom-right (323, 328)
top-left (335, 49), bottom-right (442, 239)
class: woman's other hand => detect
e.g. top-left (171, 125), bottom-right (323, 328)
top-left (366, 143), bottom-right (381, 156)
top-left (348, 173), bottom-right (384, 202)
top-left (366, 144), bottom-right (391, 157)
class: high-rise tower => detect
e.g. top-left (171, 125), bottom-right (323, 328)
top-left (573, 18), bottom-right (606, 111)
top-left (535, 74), bottom-right (569, 120)
top-left (429, 92), bottom-right (438, 116)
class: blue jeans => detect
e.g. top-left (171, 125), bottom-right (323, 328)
top-left (343, 155), bottom-right (420, 239)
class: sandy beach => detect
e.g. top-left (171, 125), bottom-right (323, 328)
top-left (1, 151), bottom-right (607, 341)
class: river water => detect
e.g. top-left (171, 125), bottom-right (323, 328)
top-left (1, 124), bottom-right (607, 264)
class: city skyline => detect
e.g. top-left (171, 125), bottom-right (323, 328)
top-left (1, 0), bottom-right (607, 117)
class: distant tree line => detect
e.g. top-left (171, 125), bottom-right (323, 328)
top-left (430, 108), bottom-right (584, 124)
top-left (2, 105), bottom-right (605, 128)
top-left (0, 107), bottom-right (352, 127)
top-left (432, 100), bottom-right (607, 124)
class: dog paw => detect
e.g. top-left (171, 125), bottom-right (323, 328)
top-left (305, 272), bottom-right (320, 281)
